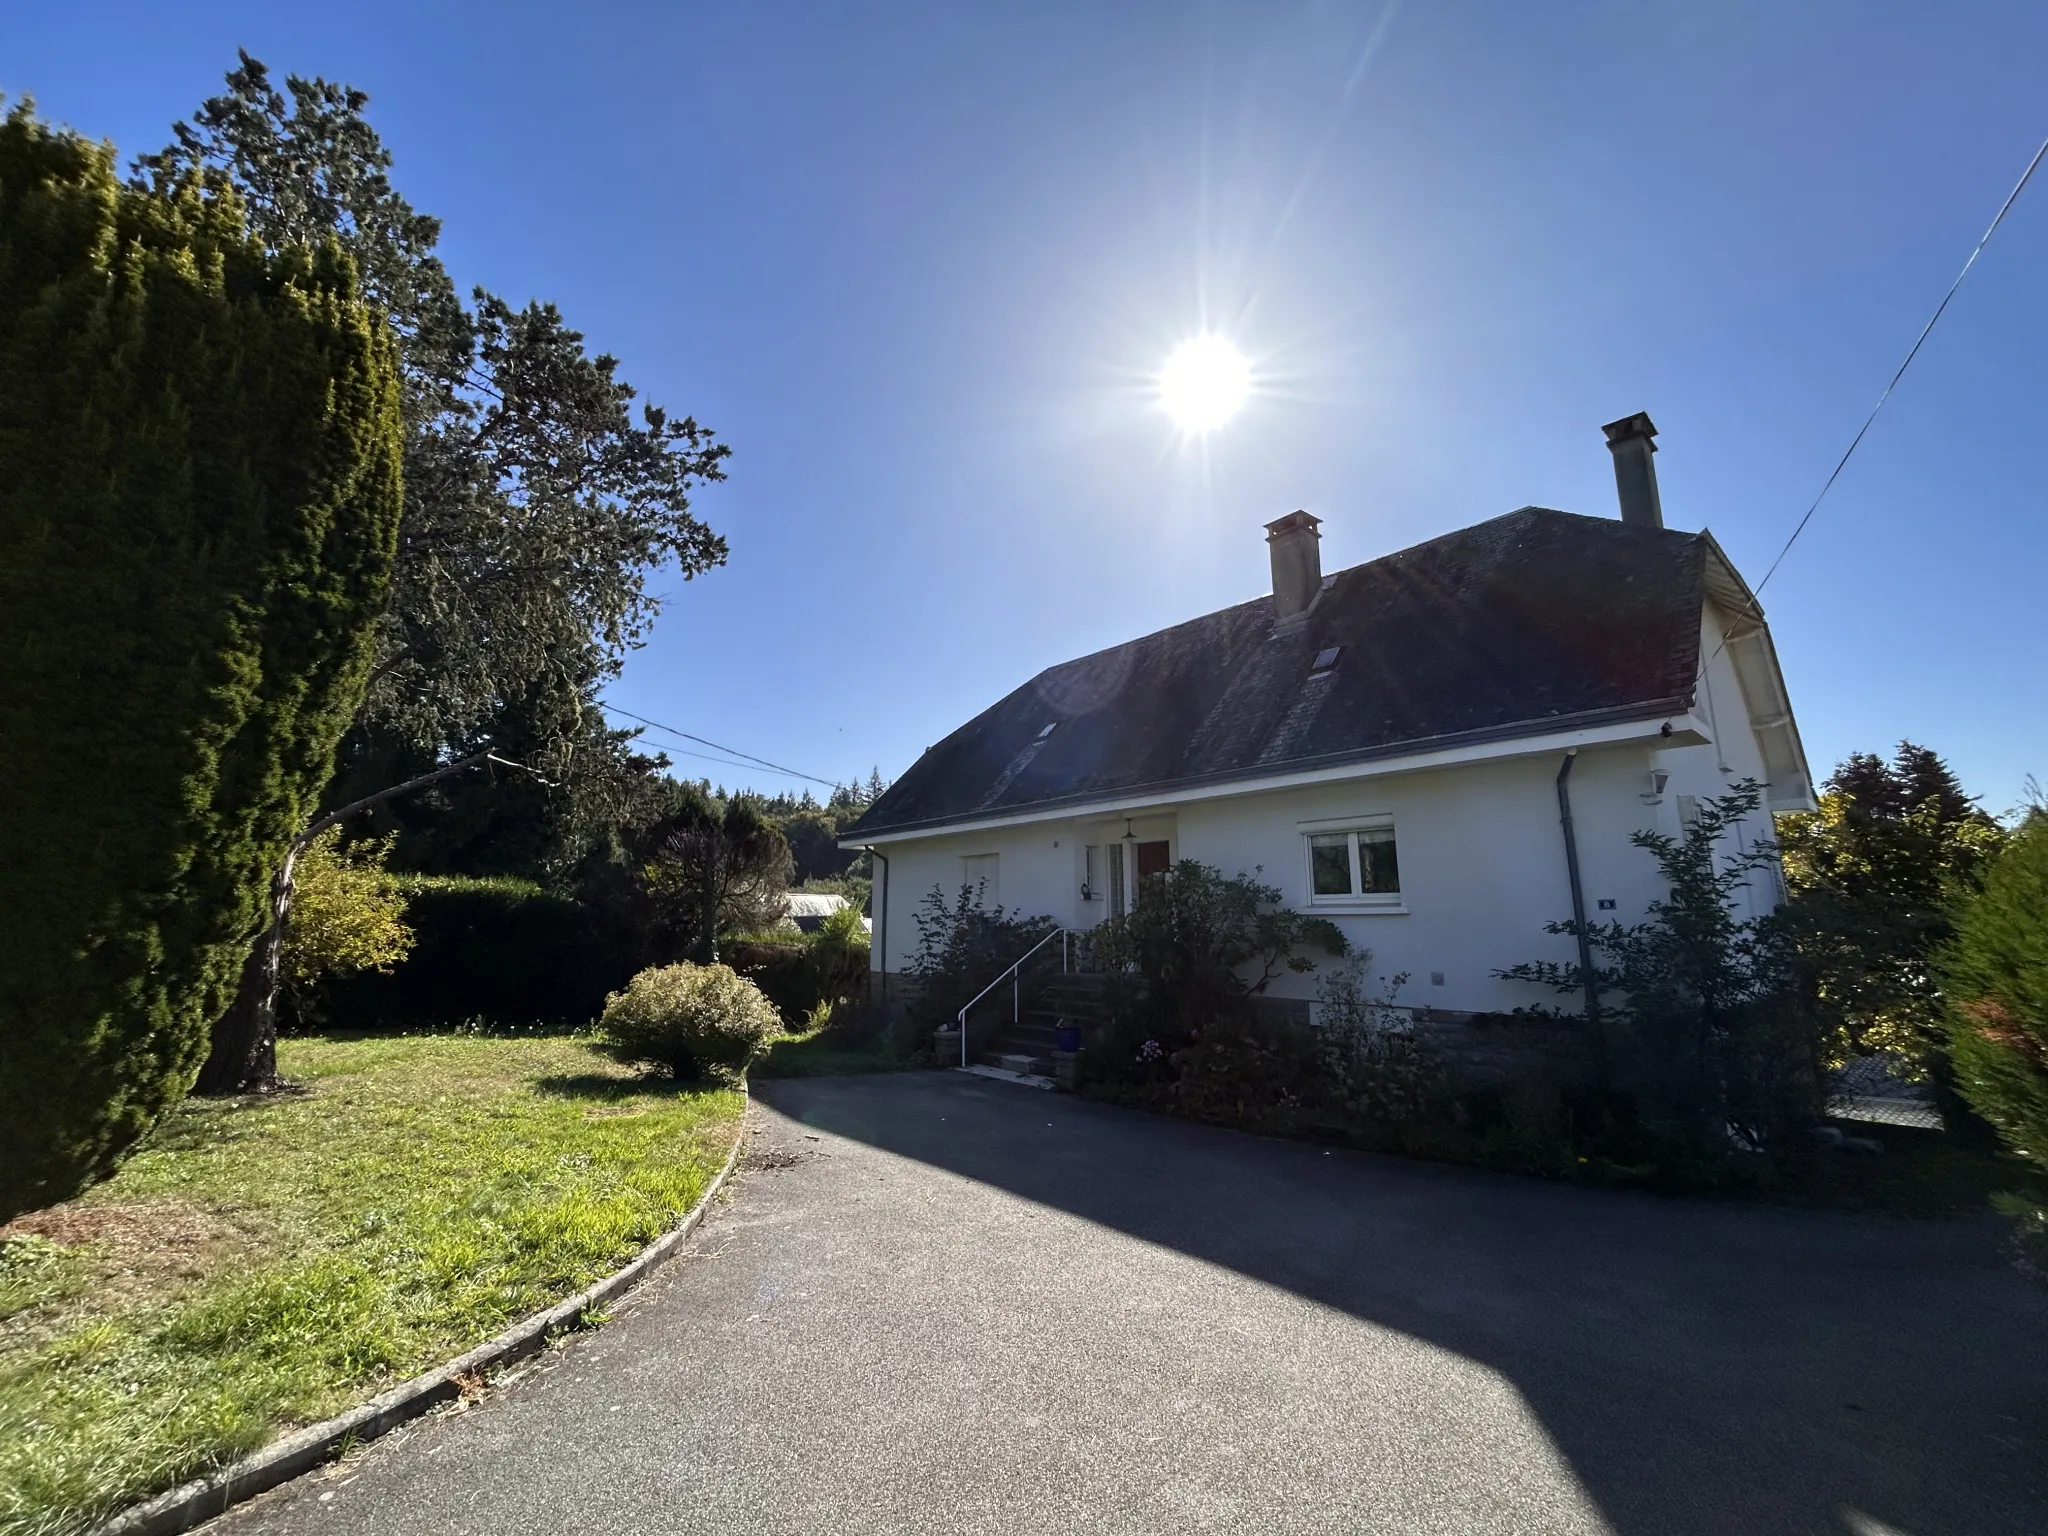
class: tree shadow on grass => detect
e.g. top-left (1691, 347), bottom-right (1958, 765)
top-left (757, 1072), bottom-right (2048, 1536)
top-left (531, 1072), bottom-right (730, 1103)
top-left (752, 1032), bottom-right (918, 1079)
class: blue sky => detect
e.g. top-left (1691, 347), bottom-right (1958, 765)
top-left (10, 2), bottom-right (2045, 811)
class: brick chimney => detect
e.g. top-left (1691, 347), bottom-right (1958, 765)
top-left (1601, 411), bottom-right (1664, 530)
top-left (1265, 510), bottom-right (1323, 627)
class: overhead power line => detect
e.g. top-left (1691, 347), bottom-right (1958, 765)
top-left (601, 703), bottom-right (842, 789)
top-left (1683, 131), bottom-right (2047, 713)
top-left (1752, 134), bottom-right (2047, 598)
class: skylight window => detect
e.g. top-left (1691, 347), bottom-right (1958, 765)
top-left (1036, 722), bottom-right (1058, 740)
top-left (1310, 646), bottom-right (1341, 674)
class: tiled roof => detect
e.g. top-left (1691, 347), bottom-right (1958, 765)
top-left (849, 508), bottom-right (1706, 837)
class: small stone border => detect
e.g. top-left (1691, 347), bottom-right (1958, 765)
top-left (91, 1106), bottom-right (749, 1536)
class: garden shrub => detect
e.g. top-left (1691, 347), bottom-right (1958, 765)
top-left (1777, 743), bottom-right (2005, 1077)
top-left (819, 997), bottom-right (894, 1047)
top-left (810, 902), bottom-right (873, 999)
top-left (278, 827), bottom-right (413, 1026)
top-left (905, 884), bottom-right (1059, 1032)
top-left (1313, 956), bottom-right (1452, 1130)
top-left (598, 963), bottom-right (782, 1081)
top-left (1082, 861), bottom-right (1344, 1092)
top-left (0, 108), bottom-right (402, 1219)
top-left (1166, 1003), bottom-right (1322, 1124)
top-left (1500, 780), bottom-right (1822, 1184)
top-left (318, 877), bottom-right (626, 1031)
top-left (723, 905), bottom-right (872, 1024)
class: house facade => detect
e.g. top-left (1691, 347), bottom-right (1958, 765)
top-left (845, 414), bottom-right (1813, 1021)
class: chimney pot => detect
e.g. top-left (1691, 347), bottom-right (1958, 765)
top-left (1265, 510), bottom-right (1323, 627)
top-left (1601, 411), bottom-right (1664, 530)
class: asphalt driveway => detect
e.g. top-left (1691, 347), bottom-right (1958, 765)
top-left (216, 1071), bottom-right (2048, 1535)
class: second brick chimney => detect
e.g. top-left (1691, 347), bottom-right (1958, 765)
top-left (1266, 510), bottom-right (1323, 627)
top-left (1601, 411), bottom-right (1664, 530)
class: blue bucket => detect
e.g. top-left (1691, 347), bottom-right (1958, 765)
top-left (1054, 1024), bottom-right (1082, 1053)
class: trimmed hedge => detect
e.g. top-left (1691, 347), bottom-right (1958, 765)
top-left (725, 920), bottom-right (869, 1023)
top-left (317, 877), bottom-right (630, 1030)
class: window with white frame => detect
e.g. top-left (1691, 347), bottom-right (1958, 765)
top-left (1301, 819), bottom-right (1401, 907)
top-left (961, 853), bottom-right (999, 908)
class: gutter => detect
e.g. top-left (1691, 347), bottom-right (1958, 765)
top-left (1554, 750), bottom-right (1600, 1023)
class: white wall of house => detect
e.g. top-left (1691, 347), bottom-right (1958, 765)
top-left (1650, 600), bottom-right (1787, 924)
top-left (864, 602), bottom-right (1792, 1016)
top-left (1172, 744), bottom-right (1655, 1013)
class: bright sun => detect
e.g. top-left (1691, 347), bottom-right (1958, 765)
top-left (1158, 335), bottom-right (1251, 434)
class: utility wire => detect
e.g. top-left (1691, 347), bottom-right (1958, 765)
top-left (1685, 132), bottom-right (2047, 717)
top-left (601, 703), bottom-right (843, 789)
top-left (1752, 134), bottom-right (2047, 598)
top-left (632, 738), bottom-right (807, 779)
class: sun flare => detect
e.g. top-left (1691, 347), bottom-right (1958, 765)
top-left (1158, 335), bottom-right (1251, 434)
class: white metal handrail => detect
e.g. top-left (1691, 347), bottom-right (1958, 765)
top-left (955, 927), bottom-right (1070, 1068)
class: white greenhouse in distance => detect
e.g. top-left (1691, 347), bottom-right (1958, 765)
top-left (842, 413), bottom-right (1813, 1022)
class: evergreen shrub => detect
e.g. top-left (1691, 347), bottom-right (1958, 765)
top-left (1945, 812), bottom-right (2048, 1168)
top-left (0, 107), bottom-right (402, 1218)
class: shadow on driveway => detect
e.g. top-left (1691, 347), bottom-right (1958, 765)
top-left (759, 1070), bottom-right (2048, 1536)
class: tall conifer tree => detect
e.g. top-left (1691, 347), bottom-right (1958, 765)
top-left (0, 106), bottom-right (402, 1217)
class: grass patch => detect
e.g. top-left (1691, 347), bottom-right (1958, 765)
top-left (0, 1034), bottom-right (740, 1536)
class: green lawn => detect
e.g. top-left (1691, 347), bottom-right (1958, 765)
top-left (0, 1035), bottom-right (742, 1536)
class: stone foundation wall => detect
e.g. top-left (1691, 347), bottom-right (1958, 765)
top-left (1408, 1009), bottom-right (1592, 1091)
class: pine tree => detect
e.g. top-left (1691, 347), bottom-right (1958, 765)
top-left (1776, 742), bottom-right (2005, 1071)
top-left (641, 791), bottom-right (793, 963)
top-left (0, 106), bottom-right (402, 1218)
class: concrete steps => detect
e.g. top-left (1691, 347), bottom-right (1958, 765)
top-left (958, 968), bottom-right (1119, 1088)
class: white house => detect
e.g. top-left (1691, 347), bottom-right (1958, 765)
top-left (843, 414), bottom-right (1814, 1021)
